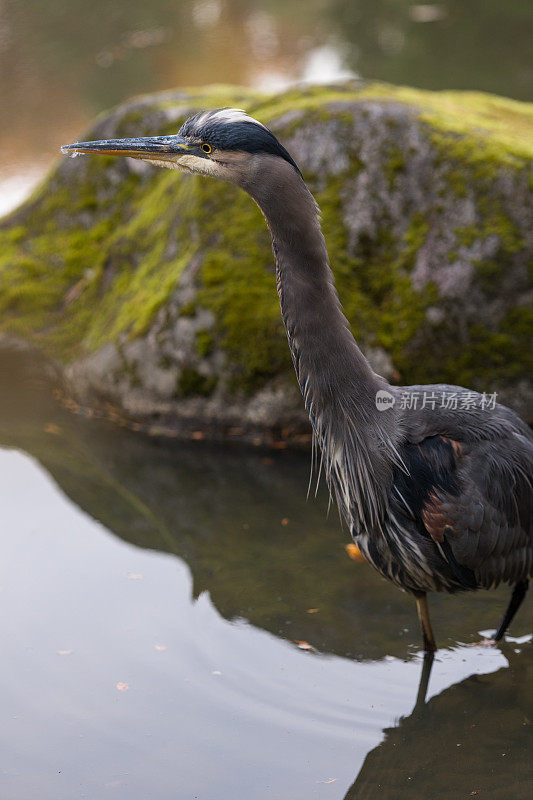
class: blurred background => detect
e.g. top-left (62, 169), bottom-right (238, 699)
top-left (1, 0), bottom-right (532, 216)
top-left (1, 5), bottom-right (532, 798)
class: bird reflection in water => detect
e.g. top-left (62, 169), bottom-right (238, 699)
top-left (344, 643), bottom-right (533, 800)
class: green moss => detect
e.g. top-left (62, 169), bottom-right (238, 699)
top-left (399, 214), bottom-right (430, 269)
top-left (0, 162), bottom-right (194, 358)
top-left (454, 225), bottom-right (478, 248)
top-left (448, 310), bottom-right (533, 385)
top-left (474, 259), bottom-right (500, 284)
top-left (444, 168), bottom-right (468, 197)
top-left (384, 146), bottom-right (406, 188)
top-left (316, 177), bottom-right (436, 377)
top-left (480, 205), bottom-right (524, 253)
top-left (179, 301), bottom-right (197, 317)
top-left (456, 212), bottom-right (523, 255)
top-left (192, 177), bottom-right (289, 393)
top-left (356, 83), bottom-right (533, 162)
top-left (195, 328), bottom-right (214, 357)
top-left (0, 80), bottom-right (531, 397)
top-left (178, 367), bottom-right (218, 397)
top-left (158, 355), bottom-right (173, 370)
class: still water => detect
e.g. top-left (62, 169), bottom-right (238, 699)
top-left (1, 350), bottom-right (532, 799)
top-left (1, 1), bottom-right (532, 215)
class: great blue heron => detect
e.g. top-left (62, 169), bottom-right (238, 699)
top-left (62, 108), bottom-right (533, 656)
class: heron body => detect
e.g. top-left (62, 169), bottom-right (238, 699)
top-left (62, 109), bottom-right (533, 653)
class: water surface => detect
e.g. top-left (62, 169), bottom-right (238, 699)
top-left (1, 349), bottom-right (531, 798)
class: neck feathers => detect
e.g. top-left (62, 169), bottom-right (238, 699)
top-left (248, 157), bottom-right (399, 530)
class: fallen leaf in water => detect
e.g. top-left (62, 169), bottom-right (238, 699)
top-left (295, 640), bottom-right (315, 651)
top-left (317, 778), bottom-right (337, 784)
top-left (44, 423), bottom-right (61, 435)
top-left (154, 644), bottom-right (166, 651)
top-left (191, 430), bottom-right (204, 440)
top-left (281, 517), bottom-right (289, 526)
top-left (57, 650), bottom-right (73, 656)
top-left (125, 572), bottom-right (143, 580)
top-left (261, 457), bottom-right (274, 465)
top-left (306, 608), bottom-right (320, 614)
top-left (345, 543), bottom-right (366, 563)
top-left (116, 682), bottom-right (130, 692)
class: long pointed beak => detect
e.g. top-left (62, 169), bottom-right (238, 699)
top-left (60, 134), bottom-right (191, 161)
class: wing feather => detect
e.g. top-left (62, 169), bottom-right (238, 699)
top-left (393, 428), bottom-right (533, 590)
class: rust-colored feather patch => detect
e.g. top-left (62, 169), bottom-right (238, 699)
top-left (422, 492), bottom-right (451, 542)
top-left (438, 436), bottom-right (463, 459)
top-left (421, 438), bottom-right (463, 541)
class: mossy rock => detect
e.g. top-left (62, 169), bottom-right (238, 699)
top-left (1, 80), bottom-right (532, 439)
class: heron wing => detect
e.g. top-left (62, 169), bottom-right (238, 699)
top-left (393, 431), bottom-right (533, 588)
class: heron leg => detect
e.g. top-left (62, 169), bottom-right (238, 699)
top-left (414, 650), bottom-right (435, 711)
top-left (494, 580), bottom-right (529, 642)
top-left (414, 591), bottom-right (437, 653)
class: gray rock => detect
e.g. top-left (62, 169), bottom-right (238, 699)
top-left (1, 81), bottom-right (532, 442)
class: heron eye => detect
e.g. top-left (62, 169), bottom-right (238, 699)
top-left (201, 143), bottom-right (212, 154)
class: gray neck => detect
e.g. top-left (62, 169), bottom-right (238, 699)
top-left (245, 158), bottom-right (398, 530)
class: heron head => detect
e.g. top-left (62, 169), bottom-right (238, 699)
top-left (61, 108), bottom-right (301, 189)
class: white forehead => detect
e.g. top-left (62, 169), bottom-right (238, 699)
top-left (194, 108), bottom-right (266, 129)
